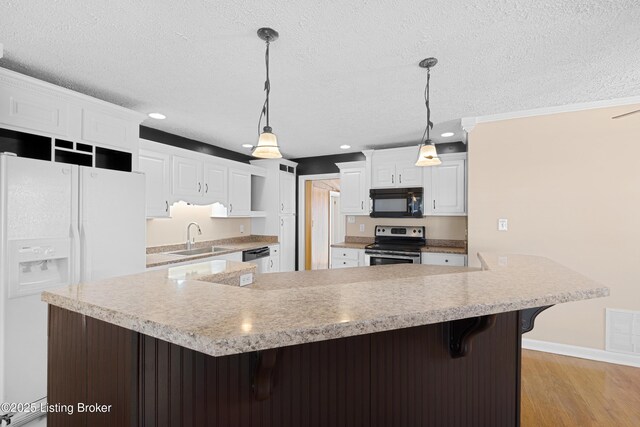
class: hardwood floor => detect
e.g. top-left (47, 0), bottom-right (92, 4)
top-left (521, 349), bottom-right (640, 427)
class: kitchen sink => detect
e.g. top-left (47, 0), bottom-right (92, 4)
top-left (170, 246), bottom-right (228, 256)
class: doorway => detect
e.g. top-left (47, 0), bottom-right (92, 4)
top-left (298, 174), bottom-right (344, 270)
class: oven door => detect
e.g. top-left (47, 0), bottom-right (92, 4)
top-left (365, 253), bottom-right (421, 266)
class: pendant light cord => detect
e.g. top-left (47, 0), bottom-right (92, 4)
top-left (257, 40), bottom-right (271, 135)
top-left (420, 67), bottom-right (433, 145)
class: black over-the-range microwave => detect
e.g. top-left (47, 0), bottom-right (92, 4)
top-left (369, 187), bottom-right (424, 218)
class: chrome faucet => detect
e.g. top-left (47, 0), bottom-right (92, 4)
top-left (186, 222), bottom-right (202, 250)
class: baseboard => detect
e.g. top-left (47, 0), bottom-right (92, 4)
top-left (522, 338), bottom-right (640, 368)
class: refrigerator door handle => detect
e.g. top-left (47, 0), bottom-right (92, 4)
top-left (80, 222), bottom-right (92, 283)
top-left (70, 225), bottom-right (81, 285)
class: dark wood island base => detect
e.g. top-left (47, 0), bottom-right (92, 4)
top-left (48, 306), bottom-right (528, 427)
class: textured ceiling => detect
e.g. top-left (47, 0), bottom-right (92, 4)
top-left (1, 0), bottom-right (639, 158)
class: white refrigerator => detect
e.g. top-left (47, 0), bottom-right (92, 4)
top-left (0, 154), bottom-right (145, 426)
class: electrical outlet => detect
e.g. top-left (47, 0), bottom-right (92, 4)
top-left (240, 273), bottom-right (253, 286)
top-left (347, 216), bottom-right (356, 224)
top-left (240, 224), bottom-right (245, 234)
top-left (359, 224), bottom-right (365, 232)
top-left (498, 219), bottom-right (508, 231)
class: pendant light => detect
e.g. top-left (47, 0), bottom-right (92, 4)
top-left (252, 27), bottom-right (282, 159)
top-left (415, 57), bottom-right (441, 167)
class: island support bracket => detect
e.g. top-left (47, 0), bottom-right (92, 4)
top-left (447, 314), bottom-right (497, 358)
top-left (520, 305), bottom-right (554, 333)
top-left (252, 349), bottom-right (278, 401)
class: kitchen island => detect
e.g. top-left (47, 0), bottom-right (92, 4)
top-left (42, 253), bottom-right (608, 427)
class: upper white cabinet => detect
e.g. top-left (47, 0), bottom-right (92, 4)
top-left (80, 108), bottom-right (138, 151)
top-left (371, 147), bottom-right (422, 188)
top-left (172, 155), bottom-right (203, 197)
top-left (138, 149), bottom-right (171, 217)
top-left (227, 168), bottom-right (251, 216)
top-left (424, 153), bottom-right (467, 215)
top-left (203, 163), bottom-right (228, 204)
top-left (337, 162), bottom-right (368, 215)
top-left (279, 171), bottom-right (296, 214)
top-left (0, 85), bottom-right (70, 136)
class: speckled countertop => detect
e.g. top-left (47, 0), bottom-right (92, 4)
top-left (42, 253), bottom-right (608, 357)
top-left (146, 235), bottom-right (278, 268)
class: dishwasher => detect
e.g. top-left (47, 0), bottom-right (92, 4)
top-left (242, 247), bottom-right (270, 273)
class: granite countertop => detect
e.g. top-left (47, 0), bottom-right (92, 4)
top-left (42, 253), bottom-right (608, 358)
top-left (146, 236), bottom-right (278, 268)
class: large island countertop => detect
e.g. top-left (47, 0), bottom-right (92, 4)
top-left (42, 253), bottom-right (608, 357)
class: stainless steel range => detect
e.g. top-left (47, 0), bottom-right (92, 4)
top-left (364, 225), bottom-right (425, 265)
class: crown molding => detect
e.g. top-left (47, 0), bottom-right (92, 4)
top-left (462, 95), bottom-right (640, 133)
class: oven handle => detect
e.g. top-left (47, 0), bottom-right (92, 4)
top-left (365, 252), bottom-right (421, 261)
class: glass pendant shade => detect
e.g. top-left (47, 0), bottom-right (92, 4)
top-left (415, 142), bottom-right (441, 166)
top-left (252, 127), bottom-right (282, 159)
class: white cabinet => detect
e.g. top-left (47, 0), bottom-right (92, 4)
top-left (81, 108), bottom-right (137, 151)
top-left (279, 172), bottom-right (295, 214)
top-left (279, 215), bottom-right (296, 272)
top-left (371, 147), bottom-right (422, 189)
top-left (421, 253), bottom-right (467, 266)
top-left (424, 153), bottom-right (466, 215)
top-left (172, 155), bottom-right (203, 197)
top-left (330, 247), bottom-right (365, 269)
top-left (268, 244), bottom-right (280, 273)
top-left (138, 149), bottom-right (171, 217)
top-left (0, 85), bottom-right (70, 136)
top-left (203, 163), bottom-right (227, 204)
top-left (228, 168), bottom-right (251, 216)
top-left (337, 163), bottom-right (368, 215)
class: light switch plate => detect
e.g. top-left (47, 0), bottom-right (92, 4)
top-left (240, 273), bottom-right (253, 287)
top-left (347, 216), bottom-right (356, 224)
top-left (240, 224), bottom-right (245, 234)
top-left (359, 224), bottom-right (365, 232)
top-left (498, 219), bottom-right (508, 231)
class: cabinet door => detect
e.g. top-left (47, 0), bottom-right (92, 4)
top-left (268, 245), bottom-right (280, 273)
top-left (421, 253), bottom-right (467, 266)
top-left (81, 109), bottom-right (134, 151)
top-left (279, 172), bottom-right (296, 214)
top-left (138, 150), bottom-right (171, 217)
top-left (0, 85), bottom-right (69, 136)
top-left (371, 160), bottom-right (396, 188)
top-left (395, 161), bottom-right (423, 187)
top-left (279, 215), bottom-right (296, 272)
top-left (172, 155), bottom-right (203, 198)
top-left (228, 168), bottom-right (251, 216)
top-left (203, 163), bottom-right (228, 205)
top-left (431, 159), bottom-right (466, 214)
top-left (340, 168), bottom-right (367, 214)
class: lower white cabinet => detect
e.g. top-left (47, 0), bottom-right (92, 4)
top-left (268, 244), bottom-right (280, 273)
top-left (421, 253), bottom-right (467, 266)
top-left (330, 247), bottom-right (365, 269)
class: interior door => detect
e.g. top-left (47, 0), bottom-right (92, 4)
top-left (79, 167), bottom-right (146, 282)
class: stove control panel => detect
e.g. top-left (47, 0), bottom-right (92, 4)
top-left (375, 226), bottom-right (425, 238)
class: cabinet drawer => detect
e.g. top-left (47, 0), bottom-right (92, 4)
top-left (421, 253), bottom-right (467, 266)
top-left (331, 248), bottom-right (360, 261)
top-left (269, 245), bottom-right (280, 255)
top-left (332, 259), bottom-right (359, 269)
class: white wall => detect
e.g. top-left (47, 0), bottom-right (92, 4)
top-left (146, 202), bottom-right (251, 247)
top-left (467, 103), bottom-right (640, 350)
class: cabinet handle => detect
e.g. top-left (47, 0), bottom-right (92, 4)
top-left (230, 204), bottom-right (233, 213)
top-left (399, 174), bottom-right (402, 183)
top-left (281, 203), bottom-right (284, 211)
top-left (445, 259), bottom-right (449, 263)
top-left (433, 200), bottom-right (436, 210)
top-left (165, 201), bottom-right (169, 212)
top-left (361, 201), bottom-right (363, 209)
top-left (281, 218), bottom-right (284, 226)
top-left (198, 182), bottom-right (201, 192)
top-left (205, 183), bottom-right (208, 193)
top-left (391, 175), bottom-right (394, 184)
top-left (270, 259), bottom-right (273, 268)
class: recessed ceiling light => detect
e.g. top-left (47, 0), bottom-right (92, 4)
top-left (340, 145), bottom-right (351, 150)
top-left (242, 144), bottom-right (253, 148)
top-left (148, 112), bottom-right (166, 120)
top-left (440, 132), bottom-right (454, 137)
